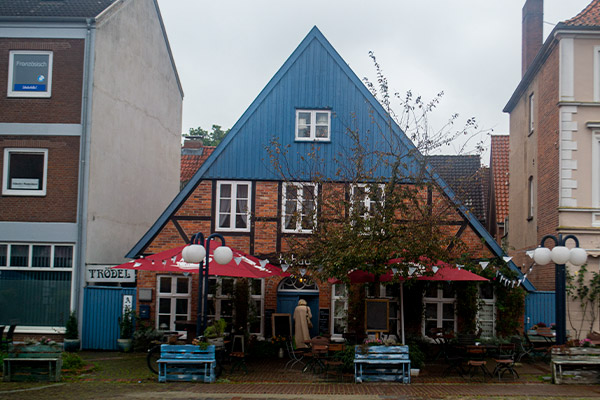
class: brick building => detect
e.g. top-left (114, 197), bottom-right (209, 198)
top-left (0, 0), bottom-right (182, 337)
top-left (128, 27), bottom-right (529, 342)
top-left (505, 0), bottom-right (600, 336)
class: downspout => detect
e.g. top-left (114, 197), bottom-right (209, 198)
top-left (74, 18), bottom-right (95, 332)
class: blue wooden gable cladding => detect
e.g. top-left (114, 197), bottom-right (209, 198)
top-left (202, 27), bottom-right (413, 181)
top-left (125, 26), bottom-right (535, 291)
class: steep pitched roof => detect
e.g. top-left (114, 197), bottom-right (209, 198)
top-left (565, 0), bottom-right (600, 26)
top-left (490, 135), bottom-right (509, 223)
top-left (0, 0), bottom-right (117, 18)
top-left (426, 155), bottom-right (486, 222)
top-left (126, 26), bottom-right (533, 291)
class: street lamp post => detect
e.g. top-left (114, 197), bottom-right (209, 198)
top-left (181, 232), bottom-right (233, 337)
top-left (532, 234), bottom-right (587, 345)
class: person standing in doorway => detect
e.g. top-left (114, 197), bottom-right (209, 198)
top-left (293, 299), bottom-right (312, 349)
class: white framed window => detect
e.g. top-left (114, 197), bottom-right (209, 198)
top-left (207, 277), bottom-right (234, 327)
top-left (331, 284), bottom-right (348, 339)
top-left (478, 283), bottom-right (496, 339)
top-left (282, 182), bottom-right (318, 233)
top-left (3, 148), bottom-right (48, 196)
top-left (528, 93), bottom-right (535, 135)
top-left (216, 181), bottom-right (251, 231)
top-left (423, 283), bottom-right (456, 336)
top-left (0, 243), bottom-right (73, 269)
top-left (157, 276), bottom-right (191, 333)
top-left (7, 51), bottom-right (53, 98)
top-left (295, 109), bottom-right (331, 141)
top-left (350, 183), bottom-right (385, 220)
top-left (592, 132), bottom-right (600, 211)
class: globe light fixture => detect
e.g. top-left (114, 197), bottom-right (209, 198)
top-left (533, 234), bottom-right (587, 345)
top-left (181, 232), bottom-right (232, 336)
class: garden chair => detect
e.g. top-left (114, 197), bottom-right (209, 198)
top-left (510, 335), bottom-right (531, 363)
top-left (524, 330), bottom-right (552, 361)
top-left (322, 342), bottom-right (345, 381)
top-left (284, 339), bottom-right (306, 370)
top-left (302, 336), bottom-right (329, 374)
top-left (492, 343), bottom-right (519, 381)
top-left (464, 345), bottom-right (492, 382)
top-left (229, 334), bottom-right (247, 374)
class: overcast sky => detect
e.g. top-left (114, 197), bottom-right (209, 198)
top-left (156, 0), bottom-right (592, 163)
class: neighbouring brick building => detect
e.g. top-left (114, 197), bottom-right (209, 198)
top-left (127, 27), bottom-right (530, 343)
top-left (0, 0), bottom-right (182, 340)
top-left (505, 0), bottom-right (600, 336)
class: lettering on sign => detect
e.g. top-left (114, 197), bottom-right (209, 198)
top-left (86, 266), bottom-right (135, 283)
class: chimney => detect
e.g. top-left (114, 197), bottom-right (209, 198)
top-left (182, 135), bottom-right (204, 155)
top-left (522, 0), bottom-right (544, 76)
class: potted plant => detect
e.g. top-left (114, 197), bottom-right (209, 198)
top-left (203, 318), bottom-right (227, 347)
top-left (63, 311), bottom-right (80, 352)
top-left (117, 308), bottom-right (134, 352)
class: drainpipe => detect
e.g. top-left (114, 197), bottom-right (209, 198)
top-left (74, 18), bottom-right (96, 335)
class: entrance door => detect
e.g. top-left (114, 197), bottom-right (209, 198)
top-left (277, 293), bottom-right (319, 337)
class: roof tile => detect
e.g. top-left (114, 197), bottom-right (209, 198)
top-left (180, 147), bottom-right (215, 183)
top-left (490, 135), bottom-right (509, 222)
top-left (565, 0), bottom-right (600, 26)
top-left (0, 0), bottom-right (116, 18)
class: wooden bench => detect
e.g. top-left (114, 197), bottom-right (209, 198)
top-left (354, 345), bottom-right (411, 383)
top-left (551, 347), bottom-right (600, 384)
top-left (3, 345), bottom-right (62, 382)
top-left (157, 344), bottom-right (216, 383)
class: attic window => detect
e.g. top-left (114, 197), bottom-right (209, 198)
top-left (295, 110), bottom-right (330, 141)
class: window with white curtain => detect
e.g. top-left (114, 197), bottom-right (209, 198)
top-left (350, 183), bottom-right (385, 220)
top-left (282, 182), bottom-right (318, 233)
top-left (296, 109), bottom-right (331, 141)
top-left (216, 181), bottom-right (251, 231)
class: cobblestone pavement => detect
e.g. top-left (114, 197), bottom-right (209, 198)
top-left (1, 351), bottom-right (599, 400)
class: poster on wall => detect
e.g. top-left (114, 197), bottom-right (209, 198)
top-left (8, 51), bottom-right (53, 97)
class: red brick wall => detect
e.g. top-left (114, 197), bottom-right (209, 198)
top-left (136, 180), bottom-right (497, 331)
top-left (0, 135), bottom-right (79, 222)
top-left (0, 39), bottom-right (84, 123)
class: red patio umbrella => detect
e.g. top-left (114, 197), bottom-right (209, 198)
top-left (113, 242), bottom-right (288, 279)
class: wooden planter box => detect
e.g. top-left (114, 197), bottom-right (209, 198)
top-left (551, 347), bottom-right (600, 384)
top-left (4, 345), bottom-right (63, 382)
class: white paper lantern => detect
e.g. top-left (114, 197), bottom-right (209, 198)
top-left (569, 247), bottom-right (588, 266)
top-left (551, 246), bottom-right (570, 264)
top-left (183, 244), bottom-right (206, 264)
top-left (533, 247), bottom-right (552, 265)
top-left (213, 246), bottom-right (233, 265)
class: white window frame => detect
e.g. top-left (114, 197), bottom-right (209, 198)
top-left (7, 50), bottom-right (53, 98)
top-left (3, 148), bottom-right (48, 196)
top-left (248, 278), bottom-right (265, 337)
top-left (295, 109), bottom-right (331, 141)
top-left (592, 132), bottom-right (600, 211)
top-left (422, 283), bottom-right (457, 336)
top-left (477, 283), bottom-right (496, 339)
top-left (528, 93), bottom-right (535, 135)
top-left (350, 183), bottom-right (385, 220)
top-left (282, 182), bottom-right (318, 233)
top-left (0, 242), bottom-right (74, 270)
top-left (331, 284), bottom-right (348, 340)
top-left (215, 181), bottom-right (251, 232)
top-left (156, 275), bottom-right (192, 333)
top-left (594, 46), bottom-right (600, 102)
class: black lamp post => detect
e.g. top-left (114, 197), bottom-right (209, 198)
top-left (532, 234), bottom-right (587, 345)
top-left (181, 232), bottom-right (233, 337)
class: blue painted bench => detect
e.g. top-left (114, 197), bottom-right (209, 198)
top-left (157, 344), bottom-right (216, 383)
top-left (354, 345), bottom-right (411, 383)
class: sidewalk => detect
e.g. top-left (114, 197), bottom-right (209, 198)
top-left (1, 351), bottom-right (599, 400)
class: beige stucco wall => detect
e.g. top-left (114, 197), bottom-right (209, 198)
top-left (86, 0), bottom-right (183, 264)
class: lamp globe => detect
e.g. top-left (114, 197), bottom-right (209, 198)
top-left (533, 247), bottom-right (552, 265)
top-left (184, 244), bottom-right (206, 264)
top-left (213, 246), bottom-right (233, 265)
top-left (569, 247), bottom-right (588, 266)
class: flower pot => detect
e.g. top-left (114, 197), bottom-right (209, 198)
top-left (63, 338), bottom-right (80, 352)
top-left (117, 338), bottom-right (133, 352)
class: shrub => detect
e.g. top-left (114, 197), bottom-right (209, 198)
top-left (62, 352), bottom-right (85, 370)
top-left (132, 326), bottom-right (163, 352)
top-left (65, 311), bottom-right (78, 340)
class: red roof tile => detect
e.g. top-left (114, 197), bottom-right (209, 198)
top-left (180, 147), bottom-right (215, 183)
top-left (565, 0), bottom-right (600, 26)
top-left (490, 135), bottom-right (509, 222)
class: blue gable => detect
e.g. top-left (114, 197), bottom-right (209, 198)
top-left (126, 26), bottom-right (534, 291)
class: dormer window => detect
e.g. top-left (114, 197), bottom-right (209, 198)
top-left (295, 109), bottom-right (330, 141)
